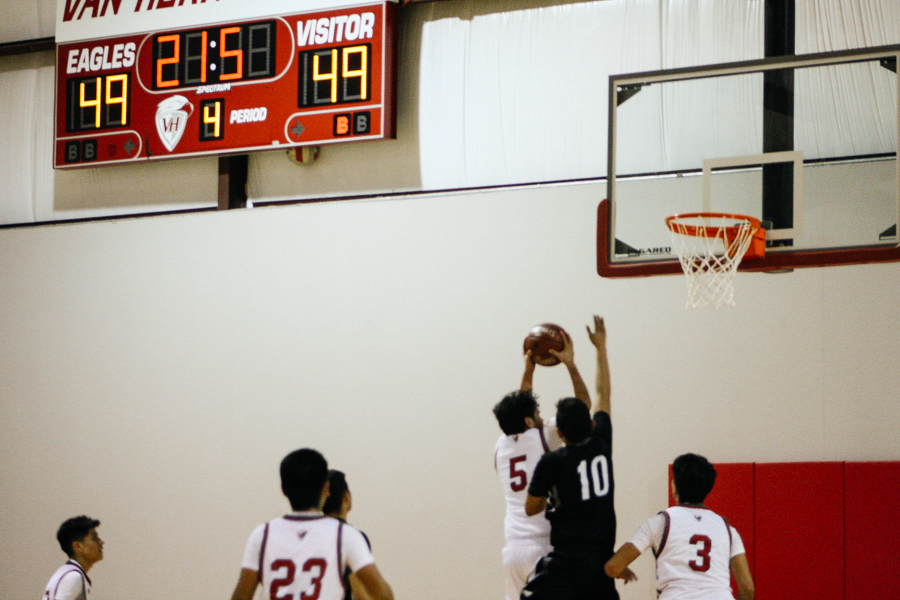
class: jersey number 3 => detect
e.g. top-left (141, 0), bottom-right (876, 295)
top-left (270, 558), bottom-right (328, 600)
top-left (576, 455), bottom-right (610, 500)
top-left (689, 535), bottom-right (712, 572)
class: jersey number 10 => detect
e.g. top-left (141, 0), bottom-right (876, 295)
top-left (576, 456), bottom-right (609, 500)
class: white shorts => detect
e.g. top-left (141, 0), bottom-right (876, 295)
top-left (502, 542), bottom-right (552, 600)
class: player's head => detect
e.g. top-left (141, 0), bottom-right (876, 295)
top-left (322, 469), bottom-right (351, 517)
top-left (493, 390), bottom-right (541, 435)
top-left (56, 515), bottom-right (101, 558)
top-left (280, 448), bottom-right (329, 511)
top-left (555, 397), bottom-right (591, 444)
top-left (672, 453), bottom-right (717, 504)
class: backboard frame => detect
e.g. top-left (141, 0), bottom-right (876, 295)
top-left (599, 44), bottom-right (900, 277)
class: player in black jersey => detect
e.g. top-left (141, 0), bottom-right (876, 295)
top-left (521, 316), bottom-right (622, 600)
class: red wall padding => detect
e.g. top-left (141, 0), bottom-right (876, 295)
top-left (705, 463), bottom-right (755, 596)
top-left (754, 462), bottom-right (845, 600)
top-left (844, 461), bottom-right (900, 600)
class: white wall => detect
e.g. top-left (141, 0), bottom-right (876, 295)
top-left (2, 181), bottom-right (899, 600)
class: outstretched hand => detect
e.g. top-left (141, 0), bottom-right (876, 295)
top-left (548, 330), bottom-right (574, 365)
top-left (586, 315), bottom-right (606, 349)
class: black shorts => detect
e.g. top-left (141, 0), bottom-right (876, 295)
top-left (520, 548), bottom-right (619, 600)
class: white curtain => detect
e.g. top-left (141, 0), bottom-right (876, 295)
top-left (796, 0), bottom-right (900, 53)
top-left (0, 64), bottom-right (41, 223)
top-left (419, 0), bottom-right (765, 189)
top-left (0, 0), bottom-right (54, 44)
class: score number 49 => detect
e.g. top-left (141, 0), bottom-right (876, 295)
top-left (66, 74), bottom-right (129, 132)
top-left (298, 44), bottom-right (370, 108)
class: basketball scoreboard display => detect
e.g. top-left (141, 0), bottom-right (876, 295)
top-left (54, 1), bottom-right (397, 169)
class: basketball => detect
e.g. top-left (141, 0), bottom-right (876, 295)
top-left (523, 323), bottom-right (568, 366)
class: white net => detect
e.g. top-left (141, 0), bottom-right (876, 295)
top-left (666, 213), bottom-right (760, 309)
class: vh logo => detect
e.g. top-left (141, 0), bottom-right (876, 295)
top-left (333, 111), bottom-right (371, 137)
top-left (155, 96), bottom-right (194, 152)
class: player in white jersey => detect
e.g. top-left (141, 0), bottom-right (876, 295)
top-left (493, 328), bottom-right (592, 600)
top-left (605, 454), bottom-right (755, 600)
top-left (42, 516), bottom-right (104, 600)
top-left (228, 448), bottom-right (394, 600)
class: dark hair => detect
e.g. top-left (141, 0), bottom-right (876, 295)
top-left (493, 390), bottom-right (539, 435)
top-left (322, 470), bottom-right (349, 517)
top-left (672, 453), bottom-right (717, 504)
top-left (280, 448), bottom-right (329, 511)
top-left (555, 397), bottom-right (591, 444)
top-left (57, 516), bottom-right (100, 557)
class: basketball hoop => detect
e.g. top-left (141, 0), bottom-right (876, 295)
top-left (665, 213), bottom-right (764, 308)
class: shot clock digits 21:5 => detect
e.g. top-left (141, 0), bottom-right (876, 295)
top-left (152, 20), bottom-right (277, 90)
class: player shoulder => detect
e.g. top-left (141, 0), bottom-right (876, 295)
top-left (592, 411), bottom-right (612, 430)
top-left (536, 445), bottom-right (565, 466)
top-left (338, 519), bottom-right (365, 535)
top-left (52, 566), bottom-right (88, 596)
top-left (669, 505), bottom-right (726, 525)
top-left (339, 521), bottom-right (371, 548)
top-left (58, 565), bottom-right (86, 581)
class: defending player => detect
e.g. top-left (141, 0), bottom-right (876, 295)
top-left (228, 448), bottom-right (394, 600)
top-left (323, 469), bottom-right (373, 600)
top-left (604, 453), bottom-right (755, 600)
top-left (521, 316), bottom-right (618, 600)
top-left (493, 331), bottom-right (591, 600)
top-left (42, 516), bottom-right (104, 600)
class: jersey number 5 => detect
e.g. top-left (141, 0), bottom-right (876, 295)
top-left (576, 455), bottom-right (609, 500)
top-left (270, 557), bottom-right (328, 600)
top-left (509, 455), bottom-right (528, 491)
top-left (689, 535), bottom-right (712, 572)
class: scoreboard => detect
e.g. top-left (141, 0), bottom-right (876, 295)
top-left (54, 2), bottom-right (397, 169)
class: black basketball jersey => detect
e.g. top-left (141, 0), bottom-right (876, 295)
top-left (528, 411), bottom-right (616, 554)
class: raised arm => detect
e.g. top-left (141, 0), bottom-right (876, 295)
top-left (587, 315), bottom-right (610, 415)
top-left (520, 350), bottom-right (536, 392)
top-left (549, 331), bottom-right (591, 410)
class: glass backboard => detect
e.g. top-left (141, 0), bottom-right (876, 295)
top-left (599, 45), bottom-right (900, 276)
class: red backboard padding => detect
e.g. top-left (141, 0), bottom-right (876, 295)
top-left (844, 461), bottom-right (900, 600)
top-left (755, 462), bottom-right (845, 600)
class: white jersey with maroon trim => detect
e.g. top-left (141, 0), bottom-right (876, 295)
top-left (42, 560), bottom-right (90, 600)
top-left (494, 419), bottom-right (561, 545)
top-left (247, 514), bottom-right (374, 600)
top-left (628, 506), bottom-right (745, 600)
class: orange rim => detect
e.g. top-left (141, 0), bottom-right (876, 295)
top-left (665, 212), bottom-right (761, 238)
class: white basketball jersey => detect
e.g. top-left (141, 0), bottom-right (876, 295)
top-left (42, 561), bottom-right (89, 600)
top-left (654, 506), bottom-right (735, 600)
top-left (495, 420), bottom-right (561, 544)
top-left (259, 516), bottom-right (347, 600)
